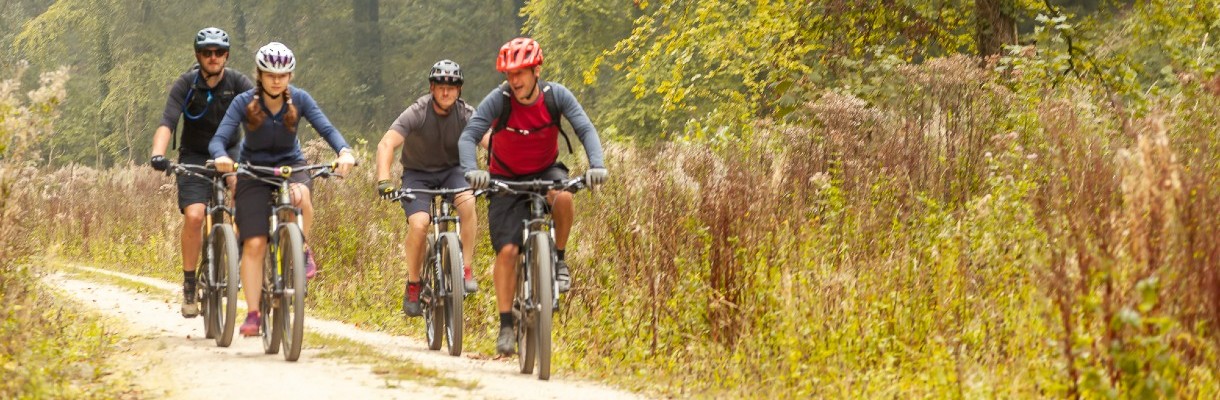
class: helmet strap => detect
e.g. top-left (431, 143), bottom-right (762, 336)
top-left (523, 82), bottom-right (538, 102)
top-left (199, 68), bottom-right (221, 81)
top-left (263, 89), bottom-right (283, 100)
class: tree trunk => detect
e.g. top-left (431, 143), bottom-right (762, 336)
top-left (353, 0), bottom-right (381, 125)
top-left (975, 0), bottom-right (1016, 56)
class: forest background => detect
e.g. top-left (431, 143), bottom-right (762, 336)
top-left (4, 0), bottom-right (1220, 398)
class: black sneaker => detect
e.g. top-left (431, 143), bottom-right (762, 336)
top-left (181, 282), bottom-right (199, 318)
top-left (555, 260), bottom-right (571, 293)
top-left (496, 326), bottom-right (516, 355)
top-left (403, 281), bottom-right (422, 317)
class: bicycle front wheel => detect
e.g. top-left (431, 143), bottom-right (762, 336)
top-left (277, 223), bottom-right (306, 362)
top-left (212, 224), bottom-right (240, 347)
top-left (528, 231), bottom-right (554, 381)
top-left (439, 233), bottom-right (464, 357)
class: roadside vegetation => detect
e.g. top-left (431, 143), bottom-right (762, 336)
top-left (5, 1), bottom-right (1220, 398)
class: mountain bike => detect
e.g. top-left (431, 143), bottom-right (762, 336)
top-left (388, 187), bottom-right (480, 357)
top-left (235, 163), bottom-right (337, 362)
top-left (487, 177), bottom-right (585, 381)
top-left (169, 162), bottom-right (240, 348)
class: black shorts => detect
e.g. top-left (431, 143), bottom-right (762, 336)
top-left (234, 164), bottom-right (312, 243)
top-left (400, 167), bottom-right (470, 217)
top-left (175, 148), bottom-right (237, 213)
top-left (488, 164), bottom-right (569, 252)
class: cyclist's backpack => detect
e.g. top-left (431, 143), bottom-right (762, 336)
top-left (487, 81), bottom-right (574, 176)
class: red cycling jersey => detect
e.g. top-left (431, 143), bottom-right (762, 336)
top-left (489, 94), bottom-right (559, 177)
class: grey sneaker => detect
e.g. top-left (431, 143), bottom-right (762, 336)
top-left (496, 326), bottom-right (516, 355)
top-left (181, 282), bottom-right (199, 318)
top-left (555, 260), bottom-right (571, 293)
top-left (403, 282), bottom-right (422, 317)
top-left (463, 264), bottom-right (477, 294)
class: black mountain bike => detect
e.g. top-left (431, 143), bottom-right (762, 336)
top-left (235, 163), bottom-right (337, 362)
top-left (487, 177), bottom-right (585, 381)
top-left (388, 187), bottom-right (479, 357)
top-left (169, 162), bottom-right (240, 347)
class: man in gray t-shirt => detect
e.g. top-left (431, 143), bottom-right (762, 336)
top-left (375, 60), bottom-right (480, 318)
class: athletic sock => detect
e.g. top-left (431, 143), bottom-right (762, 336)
top-left (500, 312), bottom-right (513, 328)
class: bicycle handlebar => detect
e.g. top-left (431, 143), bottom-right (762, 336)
top-left (233, 163), bottom-right (339, 186)
top-left (387, 186), bottom-right (492, 202)
top-left (488, 177), bottom-right (586, 195)
top-left (168, 162), bottom-right (233, 180)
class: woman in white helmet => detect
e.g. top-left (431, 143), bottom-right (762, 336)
top-left (209, 42), bottom-right (357, 337)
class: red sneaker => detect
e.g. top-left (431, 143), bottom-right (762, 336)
top-left (304, 248), bottom-right (318, 280)
top-left (240, 311), bottom-right (261, 337)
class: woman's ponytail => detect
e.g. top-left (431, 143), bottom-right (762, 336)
top-left (246, 77), bottom-right (266, 132)
top-left (283, 87), bottom-right (298, 133)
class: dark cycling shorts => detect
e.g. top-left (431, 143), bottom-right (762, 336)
top-left (488, 163), bottom-right (569, 252)
top-left (234, 164), bottom-right (312, 243)
top-left (176, 148), bottom-right (236, 213)
top-left (400, 166), bottom-right (470, 217)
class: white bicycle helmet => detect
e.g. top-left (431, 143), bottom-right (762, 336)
top-left (195, 27), bottom-right (230, 50)
top-left (255, 42), bottom-right (296, 73)
top-left (429, 59), bottom-right (463, 85)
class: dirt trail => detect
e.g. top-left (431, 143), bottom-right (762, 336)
top-left (48, 266), bottom-right (641, 400)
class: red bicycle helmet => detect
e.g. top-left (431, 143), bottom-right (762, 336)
top-left (496, 37), bottom-right (543, 72)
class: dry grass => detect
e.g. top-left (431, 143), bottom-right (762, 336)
top-left (7, 55), bottom-right (1220, 398)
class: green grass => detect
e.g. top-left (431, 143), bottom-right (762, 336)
top-left (0, 261), bottom-right (133, 399)
top-left (10, 56), bottom-right (1220, 398)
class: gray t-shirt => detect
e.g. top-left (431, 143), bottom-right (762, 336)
top-left (389, 95), bottom-right (474, 172)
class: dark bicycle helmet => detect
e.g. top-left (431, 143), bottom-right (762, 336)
top-left (194, 27), bottom-right (230, 50)
top-left (429, 59), bottom-right (463, 85)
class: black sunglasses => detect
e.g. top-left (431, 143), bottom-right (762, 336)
top-left (197, 49), bottom-right (228, 58)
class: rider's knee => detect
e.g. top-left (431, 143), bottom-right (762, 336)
top-left (183, 205), bottom-right (206, 226)
top-left (551, 191), bottom-right (573, 206)
top-left (291, 184), bottom-right (312, 208)
top-left (496, 244), bottom-right (519, 259)
top-left (243, 236), bottom-right (268, 251)
top-left (407, 213), bottom-right (430, 232)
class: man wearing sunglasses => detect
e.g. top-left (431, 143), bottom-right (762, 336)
top-left (149, 27), bottom-right (254, 318)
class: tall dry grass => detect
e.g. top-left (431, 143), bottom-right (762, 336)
top-left (2, 67), bottom-right (127, 398)
top-left (8, 55), bottom-right (1220, 397)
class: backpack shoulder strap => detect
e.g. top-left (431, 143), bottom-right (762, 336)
top-left (541, 82), bottom-right (574, 154)
top-left (494, 82), bottom-right (512, 133)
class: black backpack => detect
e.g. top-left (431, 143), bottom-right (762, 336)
top-left (487, 81), bottom-right (574, 176)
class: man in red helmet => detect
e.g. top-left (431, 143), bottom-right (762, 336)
top-left (457, 37), bottom-right (608, 356)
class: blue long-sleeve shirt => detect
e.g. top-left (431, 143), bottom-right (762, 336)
top-left (209, 86), bottom-right (350, 166)
top-left (458, 81), bottom-right (604, 173)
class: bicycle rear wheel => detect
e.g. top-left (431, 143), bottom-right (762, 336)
top-left (528, 232), bottom-right (554, 380)
top-left (516, 257), bottom-right (535, 374)
top-left (439, 233), bottom-right (464, 356)
top-left (261, 241), bottom-right (281, 355)
top-left (201, 228), bottom-right (216, 340)
top-left (212, 224), bottom-right (240, 347)
top-left (424, 250), bottom-right (444, 352)
top-left (277, 224), bottom-right (306, 361)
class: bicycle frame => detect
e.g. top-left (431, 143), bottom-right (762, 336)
top-left (390, 186), bottom-right (479, 355)
top-left (487, 177), bottom-right (584, 380)
top-left (492, 178), bottom-right (584, 307)
top-left (390, 188), bottom-right (475, 299)
top-left (169, 163), bottom-right (234, 286)
top-left (236, 162), bottom-right (336, 361)
top-left (237, 163), bottom-right (333, 295)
